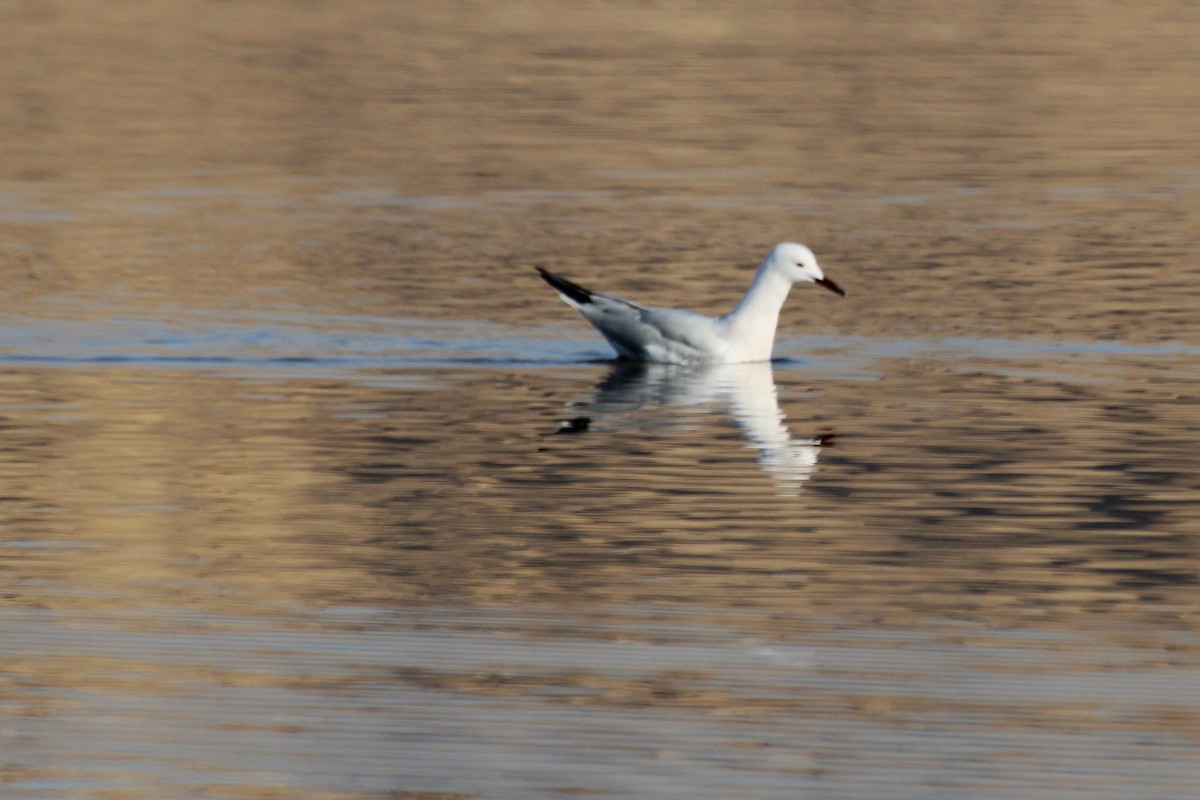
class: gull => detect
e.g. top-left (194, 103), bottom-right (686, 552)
top-left (537, 242), bottom-right (845, 364)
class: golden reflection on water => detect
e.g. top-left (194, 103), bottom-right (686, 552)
top-left (2, 1), bottom-right (1200, 797)
top-left (3, 356), bottom-right (1195, 624)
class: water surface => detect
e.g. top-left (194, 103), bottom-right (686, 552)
top-left (2, 3), bottom-right (1199, 799)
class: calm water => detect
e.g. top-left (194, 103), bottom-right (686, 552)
top-left (2, 3), bottom-right (1200, 799)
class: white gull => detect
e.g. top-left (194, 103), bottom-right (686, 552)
top-left (537, 242), bottom-right (846, 364)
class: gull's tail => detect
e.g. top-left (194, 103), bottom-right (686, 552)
top-left (537, 267), bottom-right (593, 306)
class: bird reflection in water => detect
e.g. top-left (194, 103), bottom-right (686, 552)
top-left (557, 361), bottom-right (835, 496)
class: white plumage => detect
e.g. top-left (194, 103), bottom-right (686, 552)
top-left (537, 242), bottom-right (846, 364)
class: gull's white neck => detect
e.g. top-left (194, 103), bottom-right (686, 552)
top-left (721, 258), bottom-right (792, 361)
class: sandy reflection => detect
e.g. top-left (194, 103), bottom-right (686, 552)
top-left (564, 361), bottom-right (834, 495)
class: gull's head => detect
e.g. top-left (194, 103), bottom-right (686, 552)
top-left (769, 242), bottom-right (846, 297)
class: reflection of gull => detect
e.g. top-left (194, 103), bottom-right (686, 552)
top-left (537, 243), bottom-right (846, 364)
top-left (564, 361), bottom-right (834, 495)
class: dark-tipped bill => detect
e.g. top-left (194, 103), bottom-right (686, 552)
top-left (815, 276), bottom-right (847, 297)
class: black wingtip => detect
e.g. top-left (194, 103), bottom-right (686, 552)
top-left (555, 416), bottom-right (591, 435)
top-left (536, 267), bottom-right (594, 305)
